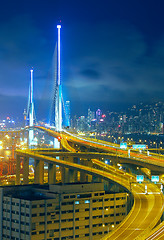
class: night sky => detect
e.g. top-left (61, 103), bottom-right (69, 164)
top-left (1, 0), bottom-right (164, 120)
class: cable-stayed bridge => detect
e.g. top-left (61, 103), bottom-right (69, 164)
top-left (0, 24), bottom-right (164, 240)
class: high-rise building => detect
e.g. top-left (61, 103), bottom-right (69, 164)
top-left (77, 116), bottom-right (88, 131)
top-left (96, 109), bottom-right (102, 122)
top-left (0, 183), bottom-right (127, 240)
top-left (65, 101), bottom-right (70, 127)
top-left (87, 108), bottom-right (95, 125)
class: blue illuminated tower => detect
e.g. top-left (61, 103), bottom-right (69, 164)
top-left (65, 100), bottom-right (70, 127)
top-left (55, 24), bottom-right (62, 132)
top-left (27, 69), bottom-right (35, 145)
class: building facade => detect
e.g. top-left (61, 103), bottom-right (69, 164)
top-left (0, 183), bottom-right (127, 240)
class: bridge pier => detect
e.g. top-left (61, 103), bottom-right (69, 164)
top-left (68, 157), bottom-right (78, 183)
top-left (60, 157), bottom-right (79, 184)
top-left (23, 157), bottom-right (29, 184)
top-left (92, 162), bottom-right (103, 183)
top-left (72, 157), bottom-right (78, 182)
top-left (48, 163), bottom-right (56, 184)
top-left (60, 166), bottom-right (69, 183)
top-left (34, 159), bottom-right (44, 184)
top-left (68, 169), bottom-right (78, 182)
top-left (16, 155), bottom-right (21, 185)
top-left (80, 159), bottom-right (87, 182)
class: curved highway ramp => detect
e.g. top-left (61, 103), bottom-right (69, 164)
top-left (26, 126), bottom-right (164, 239)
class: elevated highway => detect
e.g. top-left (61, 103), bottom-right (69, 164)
top-left (14, 126), bottom-right (164, 239)
top-left (35, 126), bottom-right (164, 173)
top-left (15, 148), bottom-right (164, 240)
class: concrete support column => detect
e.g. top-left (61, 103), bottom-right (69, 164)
top-left (92, 162), bottom-right (103, 183)
top-left (87, 160), bottom-right (93, 182)
top-left (68, 169), bottom-right (78, 183)
top-left (16, 155), bottom-right (21, 185)
top-left (23, 157), bottom-right (29, 184)
top-left (64, 168), bottom-right (69, 183)
top-left (80, 159), bottom-right (87, 182)
top-left (34, 159), bottom-right (44, 184)
top-left (73, 157), bottom-right (79, 182)
top-left (60, 166), bottom-right (65, 183)
top-left (60, 166), bottom-right (69, 183)
top-left (48, 163), bottom-right (56, 184)
top-left (66, 157), bottom-right (78, 183)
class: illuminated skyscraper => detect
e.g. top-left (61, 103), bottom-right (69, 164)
top-left (87, 108), bottom-right (95, 124)
top-left (65, 100), bottom-right (70, 127)
top-left (96, 109), bottom-right (102, 122)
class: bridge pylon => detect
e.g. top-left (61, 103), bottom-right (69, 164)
top-left (55, 24), bottom-right (62, 133)
top-left (27, 69), bottom-right (35, 145)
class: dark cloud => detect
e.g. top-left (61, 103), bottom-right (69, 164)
top-left (80, 69), bottom-right (101, 79)
top-left (0, 0), bottom-right (164, 118)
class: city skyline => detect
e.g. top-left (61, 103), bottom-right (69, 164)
top-left (1, 1), bottom-right (164, 120)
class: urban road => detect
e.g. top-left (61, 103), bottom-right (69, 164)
top-left (16, 126), bottom-right (164, 239)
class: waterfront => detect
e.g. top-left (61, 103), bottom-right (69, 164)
top-left (99, 133), bottom-right (164, 149)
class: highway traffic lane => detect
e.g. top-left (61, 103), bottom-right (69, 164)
top-left (145, 224), bottom-right (164, 240)
top-left (102, 186), bottom-right (163, 240)
top-left (16, 149), bottom-right (164, 240)
top-left (33, 127), bottom-right (164, 239)
top-left (101, 191), bottom-right (146, 240)
top-left (36, 127), bottom-right (164, 169)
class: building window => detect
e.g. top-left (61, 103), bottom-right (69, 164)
top-left (61, 219), bottom-right (66, 222)
top-left (32, 213), bottom-right (37, 217)
top-left (70, 195), bottom-right (76, 198)
top-left (47, 203), bottom-right (52, 207)
top-left (64, 196), bottom-right (69, 199)
top-left (39, 222), bottom-right (45, 225)
top-left (40, 204), bottom-right (45, 207)
top-left (40, 213), bottom-right (45, 216)
top-left (32, 205), bottom-right (37, 208)
top-left (49, 230), bottom-right (54, 237)
top-left (32, 223), bottom-right (36, 230)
